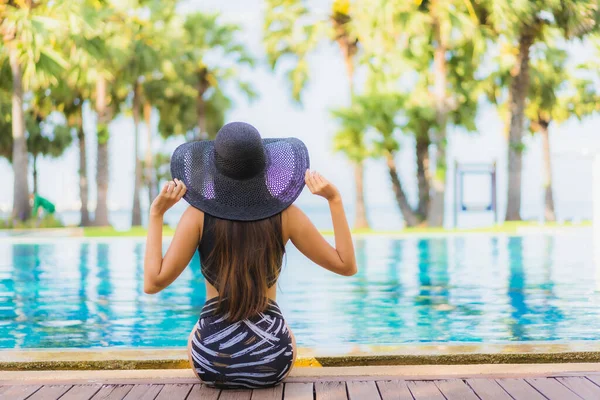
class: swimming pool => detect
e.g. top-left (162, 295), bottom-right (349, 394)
top-left (1, 230), bottom-right (599, 350)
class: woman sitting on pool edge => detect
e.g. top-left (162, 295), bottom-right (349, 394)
top-left (143, 122), bottom-right (356, 389)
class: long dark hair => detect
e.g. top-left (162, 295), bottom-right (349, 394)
top-left (206, 213), bottom-right (285, 321)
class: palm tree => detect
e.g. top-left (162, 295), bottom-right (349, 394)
top-left (1, 1), bottom-right (70, 221)
top-left (182, 12), bottom-right (256, 139)
top-left (54, 80), bottom-right (92, 226)
top-left (143, 100), bottom-right (156, 206)
top-left (333, 93), bottom-right (426, 227)
top-left (55, 2), bottom-right (108, 226)
top-left (0, 79), bottom-right (73, 195)
top-left (112, 1), bottom-right (179, 227)
top-left (264, 0), bottom-right (370, 229)
top-left (487, 1), bottom-right (599, 221)
top-left (348, 0), bottom-right (483, 226)
top-left (90, 2), bottom-right (126, 227)
top-left (148, 12), bottom-right (255, 143)
top-left (526, 41), bottom-right (599, 221)
top-left (94, 73), bottom-right (111, 226)
top-left (25, 90), bottom-right (73, 194)
top-left (525, 45), bottom-right (568, 222)
top-left (331, 1), bottom-right (369, 229)
top-left (385, 0), bottom-right (484, 227)
top-left (118, 9), bottom-right (160, 227)
top-left (0, 62), bottom-right (13, 161)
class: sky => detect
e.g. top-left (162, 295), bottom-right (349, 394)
top-left (1, 0), bottom-right (599, 227)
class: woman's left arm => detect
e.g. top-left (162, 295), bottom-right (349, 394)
top-left (144, 179), bottom-right (202, 294)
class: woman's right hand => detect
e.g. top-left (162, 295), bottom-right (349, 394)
top-left (150, 179), bottom-right (187, 216)
top-left (305, 170), bottom-right (340, 202)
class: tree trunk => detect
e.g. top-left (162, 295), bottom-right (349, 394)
top-left (505, 29), bottom-right (534, 221)
top-left (539, 120), bottom-right (555, 222)
top-left (77, 104), bottom-right (90, 227)
top-left (386, 151), bottom-right (420, 227)
top-left (416, 132), bottom-right (431, 219)
top-left (9, 47), bottom-right (31, 222)
top-left (343, 47), bottom-right (369, 230)
top-left (32, 154), bottom-right (38, 195)
top-left (353, 161), bottom-right (369, 229)
top-left (144, 101), bottom-right (157, 207)
top-left (131, 81), bottom-right (142, 227)
top-left (196, 69), bottom-right (209, 140)
top-left (95, 75), bottom-right (110, 226)
top-left (427, 8), bottom-right (448, 227)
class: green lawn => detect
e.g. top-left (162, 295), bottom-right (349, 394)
top-left (81, 220), bottom-right (591, 237)
top-left (83, 226), bottom-right (176, 237)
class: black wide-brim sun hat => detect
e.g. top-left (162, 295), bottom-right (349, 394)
top-left (170, 122), bottom-right (310, 221)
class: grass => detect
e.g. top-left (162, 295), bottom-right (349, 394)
top-left (0, 214), bottom-right (64, 229)
top-left (83, 226), bottom-right (176, 237)
top-left (79, 220), bottom-right (592, 237)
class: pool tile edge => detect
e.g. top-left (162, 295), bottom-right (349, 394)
top-left (4, 343), bottom-right (600, 370)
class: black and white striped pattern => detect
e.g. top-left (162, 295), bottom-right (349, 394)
top-left (190, 297), bottom-right (294, 389)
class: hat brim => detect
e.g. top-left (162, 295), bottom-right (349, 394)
top-left (170, 138), bottom-right (310, 221)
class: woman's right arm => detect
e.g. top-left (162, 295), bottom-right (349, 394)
top-left (286, 170), bottom-right (357, 276)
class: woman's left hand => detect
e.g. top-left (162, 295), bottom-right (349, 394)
top-left (150, 179), bottom-right (187, 216)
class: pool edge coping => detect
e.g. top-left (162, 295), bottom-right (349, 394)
top-left (3, 364), bottom-right (600, 385)
top-left (4, 343), bottom-right (600, 370)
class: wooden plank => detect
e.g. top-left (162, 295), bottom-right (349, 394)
top-left (406, 381), bottom-right (445, 400)
top-left (121, 385), bottom-right (163, 400)
top-left (218, 390), bottom-right (253, 400)
top-left (90, 385), bottom-right (134, 400)
top-left (496, 379), bottom-right (546, 400)
top-left (250, 384), bottom-right (284, 400)
top-left (558, 377), bottom-right (600, 399)
top-left (376, 381), bottom-right (413, 400)
top-left (465, 379), bottom-right (512, 400)
top-left (0, 385), bottom-right (42, 400)
top-left (526, 378), bottom-right (580, 400)
top-left (435, 380), bottom-right (479, 400)
top-left (315, 381), bottom-right (347, 400)
top-left (347, 381), bottom-right (381, 400)
top-left (27, 385), bottom-right (72, 400)
top-left (281, 383), bottom-right (311, 400)
top-left (60, 385), bottom-right (103, 400)
top-left (186, 385), bottom-right (220, 400)
top-left (154, 384), bottom-right (193, 400)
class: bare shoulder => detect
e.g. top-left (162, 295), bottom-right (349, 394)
top-left (282, 204), bottom-right (311, 238)
top-left (283, 204), bottom-right (300, 241)
top-left (282, 204), bottom-right (305, 226)
top-left (180, 206), bottom-right (204, 233)
top-left (284, 204), bottom-right (303, 218)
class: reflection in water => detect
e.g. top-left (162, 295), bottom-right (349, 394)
top-left (77, 243), bottom-right (91, 346)
top-left (1, 231), bottom-right (600, 349)
top-left (96, 243), bottom-right (111, 346)
top-left (506, 236), bottom-right (563, 341)
top-left (415, 238), bottom-right (451, 341)
top-left (507, 237), bottom-right (528, 340)
top-left (347, 238), bottom-right (368, 341)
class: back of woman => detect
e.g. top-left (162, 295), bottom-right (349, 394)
top-left (144, 122), bottom-right (356, 389)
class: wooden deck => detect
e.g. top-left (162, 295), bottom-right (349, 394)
top-left (3, 375), bottom-right (600, 400)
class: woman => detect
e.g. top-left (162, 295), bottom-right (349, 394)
top-left (144, 122), bottom-right (356, 389)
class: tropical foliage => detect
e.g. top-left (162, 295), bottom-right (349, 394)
top-left (264, 0), bottom-right (370, 229)
top-left (0, 0), bottom-right (255, 227)
top-left (265, 0), bottom-right (599, 227)
top-left (0, 0), bottom-right (599, 228)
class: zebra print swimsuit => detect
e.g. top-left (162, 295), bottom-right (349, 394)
top-left (190, 213), bottom-right (293, 389)
top-left (190, 297), bottom-right (294, 388)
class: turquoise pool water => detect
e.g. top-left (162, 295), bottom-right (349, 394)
top-left (1, 231), bottom-right (599, 350)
